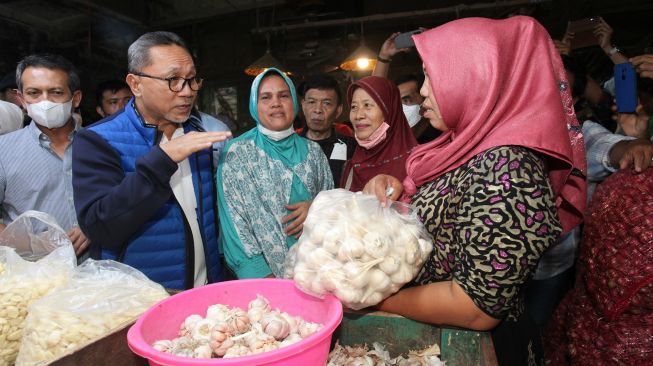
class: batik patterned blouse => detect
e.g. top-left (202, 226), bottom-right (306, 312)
top-left (412, 146), bottom-right (561, 320)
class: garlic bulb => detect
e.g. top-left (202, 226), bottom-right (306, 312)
top-left (309, 222), bottom-right (331, 243)
top-left (321, 236), bottom-right (340, 255)
top-left (260, 312), bottom-right (291, 340)
top-left (193, 344), bottom-right (213, 358)
top-left (334, 285), bottom-right (362, 304)
top-left (309, 277), bottom-right (328, 295)
top-left (172, 335), bottom-right (197, 351)
top-left (206, 304), bottom-right (230, 321)
top-left (208, 322), bottom-right (231, 352)
top-left (293, 263), bottom-right (316, 293)
top-left (298, 321), bottom-right (322, 339)
top-left (152, 295), bottom-right (323, 359)
top-left (296, 241), bottom-right (318, 262)
top-left (308, 247), bottom-right (336, 268)
top-left (337, 238), bottom-right (365, 262)
top-left (366, 269), bottom-right (391, 294)
top-left (152, 339), bottom-right (173, 352)
top-left (180, 314), bottom-right (204, 336)
top-left (390, 264), bottom-right (414, 284)
top-left (279, 332), bottom-right (303, 347)
top-left (362, 232), bottom-right (390, 258)
top-left (225, 309), bottom-right (250, 335)
top-left (378, 256), bottom-right (401, 275)
top-left (251, 341), bottom-right (280, 354)
top-left (403, 238), bottom-right (420, 265)
top-left (191, 318), bottom-right (218, 341)
top-left (279, 312), bottom-right (301, 334)
top-left (247, 294), bottom-right (271, 322)
top-left (223, 344), bottom-right (250, 358)
top-left (211, 337), bottom-right (234, 357)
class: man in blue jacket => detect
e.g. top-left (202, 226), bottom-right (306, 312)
top-left (72, 31), bottom-right (231, 289)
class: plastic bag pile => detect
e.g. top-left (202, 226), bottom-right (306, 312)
top-left (284, 189), bottom-right (433, 310)
top-left (0, 211), bottom-right (168, 366)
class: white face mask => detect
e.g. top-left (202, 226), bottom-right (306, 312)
top-left (26, 99), bottom-right (73, 129)
top-left (402, 103), bottom-right (422, 128)
top-left (257, 123), bottom-right (294, 141)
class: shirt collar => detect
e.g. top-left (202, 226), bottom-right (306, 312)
top-left (300, 126), bottom-right (336, 143)
top-left (27, 119), bottom-right (80, 143)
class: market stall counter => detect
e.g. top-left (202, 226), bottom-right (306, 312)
top-left (49, 309), bottom-right (497, 366)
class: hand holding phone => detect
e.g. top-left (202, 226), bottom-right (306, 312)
top-left (614, 63), bottom-right (638, 113)
top-left (394, 30), bottom-right (423, 49)
top-left (567, 17), bottom-right (599, 50)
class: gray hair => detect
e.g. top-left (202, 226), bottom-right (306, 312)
top-left (16, 53), bottom-right (80, 93)
top-left (127, 31), bottom-right (190, 74)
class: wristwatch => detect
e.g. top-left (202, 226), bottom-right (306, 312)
top-left (607, 46), bottom-right (621, 57)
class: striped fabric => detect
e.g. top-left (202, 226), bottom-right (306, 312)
top-left (582, 120), bottom-right (634, 182)
top-left (0, 122), bottom-right (78, 230)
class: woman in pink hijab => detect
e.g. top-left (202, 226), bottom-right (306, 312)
top-left (364, 16), bottom-right (586, 365)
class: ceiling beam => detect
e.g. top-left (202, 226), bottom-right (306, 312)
top-left (149, 0), bottom-right (279, 29)
top-left (0, 3), bottom-right (54, 34)
top-left (251, 0), bottom-right (548, 34)
top-left (63, 0), bottom-right (146, 26)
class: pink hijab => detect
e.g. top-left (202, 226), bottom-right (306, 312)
top-left (405, 16), bottom-right (586, 233)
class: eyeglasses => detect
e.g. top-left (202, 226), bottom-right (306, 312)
top-left (132, 72), bottom-right (203, 92)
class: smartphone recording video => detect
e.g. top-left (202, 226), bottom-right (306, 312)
top-left (614, 63), bottom-right (638, 113)
top-left (394, 30), bottom-right (423, 49)
top-left (568, 17), bottom-right (599, 50)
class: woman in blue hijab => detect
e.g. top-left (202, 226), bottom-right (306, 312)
top-left (217, 68), bottom-right (333, 278)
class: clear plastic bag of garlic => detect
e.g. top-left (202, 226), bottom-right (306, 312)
top-left (15, 259), bottom-right (169, 366)
top-left (151, 294), bottom-right (322, 359)
top-left (284, 189), bottom-right (433, 310)
top-left (0, 245), bottom-right (75, 366)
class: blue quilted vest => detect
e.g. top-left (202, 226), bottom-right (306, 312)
top-left (88, 101), bottom-right (221, 289)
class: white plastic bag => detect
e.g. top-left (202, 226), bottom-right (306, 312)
top-left (16, 259), bottom-right (169, 366)
top-left (0, 211), bottom-right (76, 366)
top-left (0, 247), bottom-right (76, 366)
top-left (0, 210), bottom-right (73, 261)
top-left (285, 189), bottom-right (433, 310)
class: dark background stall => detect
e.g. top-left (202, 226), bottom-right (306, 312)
top-left (1, 0), bottom-right (652, 133)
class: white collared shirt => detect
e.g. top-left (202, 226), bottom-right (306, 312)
top-left (161, 128), bottom-right (207, 287)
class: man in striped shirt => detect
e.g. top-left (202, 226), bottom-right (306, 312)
top-left (0, 53), bottom-right (89, 256)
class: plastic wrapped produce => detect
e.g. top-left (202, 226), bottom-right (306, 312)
top-left (0, 211), bottom-right (77, 366)
top-left (15, 260), bottom-right (169, 366)
top-left (0, 210), bottom-right (74, 261)
top-left (285, 189), bottom-right (433, 310)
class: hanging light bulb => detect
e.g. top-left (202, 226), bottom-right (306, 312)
top-left (244, 34), bottom-right (288, 76)
top-left (340, 44), bottom-right (377, 71)
top-left (339, 22), bottom-right (376, 71)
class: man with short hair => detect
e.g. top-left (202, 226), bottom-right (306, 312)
top-left (299, 74), bottom-right (356, 186)
top-left (0, 71), bottom-right (22, 108)
top-left (372, 32), bottom-right (440, 143)
top-left (95, 79), bottom-right (133, 118)
top-left (393, 73), bottom-right (440, 143)
top-left (0, 54), bottom-right (89, 256)
top-left (73, 31), bottom-right (231, 289)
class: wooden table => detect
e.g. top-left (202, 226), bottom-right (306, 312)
top-left (335, 310), bottom-right (498, 366)
top-left (49, 310), bottom-right (497, 366)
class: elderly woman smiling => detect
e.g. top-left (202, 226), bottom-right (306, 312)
top-left (341, 76), bottom-right (417, 191)
top-left (217, 68), bottom-right (333, 279)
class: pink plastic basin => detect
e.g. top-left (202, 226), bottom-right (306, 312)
top-left (127, 279), bottom-right (343, 366)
